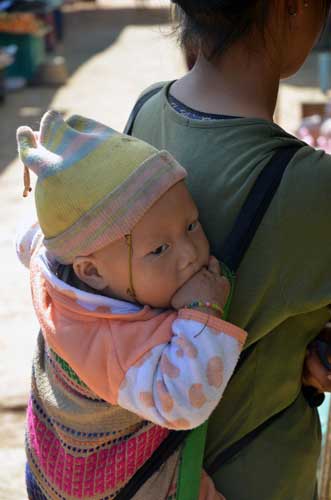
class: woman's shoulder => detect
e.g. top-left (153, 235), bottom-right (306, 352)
top-left (283, 142), bottom-right (331, 188)
top-left (136, 81), bottom-right (168, 100)
top-left (129, 82), bottom-right (331, 180)
top-left (131, 81), bottom-right (169, 116)
top-left (274, 141), bottom-right (331, 254)
top-left (124, 81), bottom-right (169, 137)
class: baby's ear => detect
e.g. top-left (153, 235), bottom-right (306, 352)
top-left (73, 256), bottom-right (107, 291)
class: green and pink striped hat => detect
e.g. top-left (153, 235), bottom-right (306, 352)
top-left (17, 110), bottom-right (186, 264)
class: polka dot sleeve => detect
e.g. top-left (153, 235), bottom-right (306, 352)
top-left (118, 312), bottom-right (247, 430)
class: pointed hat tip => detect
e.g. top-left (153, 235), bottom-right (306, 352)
top-left (16, 126), bottom-right (37, 150)
top-left (39, 109), bottom-right (66, 145)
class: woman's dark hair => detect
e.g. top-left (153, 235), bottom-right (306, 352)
top-left (172, 0), bottom-right (331, 60)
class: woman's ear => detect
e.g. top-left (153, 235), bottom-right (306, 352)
top-left (73, 256), bottom-right (108, 291)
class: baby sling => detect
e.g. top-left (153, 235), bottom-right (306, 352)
top-left (117, 85), bottom-right (303, 500)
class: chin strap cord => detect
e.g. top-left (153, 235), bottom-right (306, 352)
top-left (23, 166), bottom-right (32, 197)
top-left (125, 233), bottom-right (137, 301)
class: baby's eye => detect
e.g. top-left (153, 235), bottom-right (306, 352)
top-left (188, 220), bottom-right (199, 232)
top-left (150, 244), bottom-right (169, 256)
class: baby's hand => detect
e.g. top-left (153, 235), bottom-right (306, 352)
top-left (171, 256), bottom-right (230, 316)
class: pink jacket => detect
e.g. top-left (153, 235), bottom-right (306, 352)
top-left (18, 223), bottom-right (247, 431)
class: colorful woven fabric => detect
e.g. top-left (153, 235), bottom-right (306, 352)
top-left (27, 333), bottom-right (171, 500)
top-left (26, 462), bottom-right (48, 500)
top-left (20, 226), bottom-right (179, 500)
top-left (50, 349), bottom-right (88, 390)
top-left (16, 110), bottom-right (186, 264)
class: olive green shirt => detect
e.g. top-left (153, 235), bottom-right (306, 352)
top-left (131, 82), bottom-right (331, 500)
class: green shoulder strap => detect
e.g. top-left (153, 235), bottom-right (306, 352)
top-left (176, 265), bottom-right (235, 500)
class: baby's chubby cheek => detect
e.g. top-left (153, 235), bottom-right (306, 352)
top-left (134, 272), bottom-right (176, 308)
top-left (156, 281), bottom-right (180, 308)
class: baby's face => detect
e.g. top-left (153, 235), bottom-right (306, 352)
top-left (91, 181), bottom-right (210, 308)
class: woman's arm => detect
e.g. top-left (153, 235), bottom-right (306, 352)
top-left (276, 147), bottom-right (331, 394)
top-left (303, 324), bottom-right (331, 393)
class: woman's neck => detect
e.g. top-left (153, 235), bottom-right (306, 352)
top-left (171, 46), bottom-right (280, 122)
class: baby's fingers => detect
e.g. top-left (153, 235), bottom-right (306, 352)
top-left (208, 256), bottom-right (220, 275)
top-left (218, 276), bottom-right (231, 304)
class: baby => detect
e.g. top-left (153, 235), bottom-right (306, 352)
top-left (17, 111), bottom-right (246, 500)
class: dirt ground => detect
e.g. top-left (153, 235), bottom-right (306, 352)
top-left (0, 2), bottom-right (328, 497)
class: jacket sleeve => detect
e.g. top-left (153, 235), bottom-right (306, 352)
top-left (117, 309), bottom-right (246, 430)
top-left (16, 220), bottom-right (42, 268)
top-left (36, 256), bottom-right (246, 429)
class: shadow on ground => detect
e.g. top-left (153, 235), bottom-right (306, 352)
top-left (0, 4), bottom-right (171, 173)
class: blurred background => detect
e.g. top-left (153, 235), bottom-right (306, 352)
top-left (0, 2), bottom-right (331, 498)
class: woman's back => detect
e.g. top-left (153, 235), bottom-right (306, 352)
top-left (131, 82), bottom-right (331, 499)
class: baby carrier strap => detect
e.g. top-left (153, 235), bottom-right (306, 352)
top-left (124, 83), bottom-right (166, 136)
top-left (205, 144), bottom-right (303, 477)
top-left (121, 85), bottom-right (303, 499)
top-left (219, 146), bottom-right (301, 270)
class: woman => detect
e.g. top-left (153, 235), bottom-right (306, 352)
top-left (128, 1), bottom-right (331, 499)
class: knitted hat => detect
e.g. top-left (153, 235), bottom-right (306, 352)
top-left (17, 110), bottom-right (186, 264)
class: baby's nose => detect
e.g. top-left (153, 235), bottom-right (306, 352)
top-left (179, 240), bottom-right (198, 270)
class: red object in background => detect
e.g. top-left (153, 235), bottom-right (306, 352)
top-left (296, 102), bottom-right (331, 153)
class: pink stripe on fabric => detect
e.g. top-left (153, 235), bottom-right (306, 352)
top-left (48, 354), bottom-right (97, 401)
top-left (27, 400), bottom-right (169, 497)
